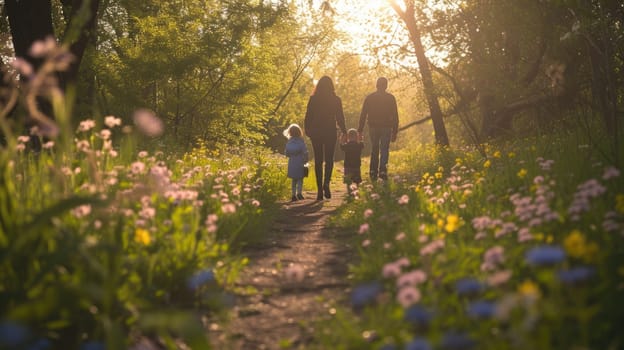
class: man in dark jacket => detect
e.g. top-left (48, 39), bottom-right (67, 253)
top-left (357, 77), bottom-right (399, 181)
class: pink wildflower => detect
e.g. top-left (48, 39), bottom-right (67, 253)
top-left (395, 232), bottom-right (407, 241)
top-left (71, 204), bottom-right (91, 218)
top-left (133, 109), bottom-right (163, 137)
top-left (28, 37), bottom-right (56, 57)
top-left (11, 58), bottom-right (33, 76)
top-left (358, 223), bottom-right (370, 234)
top-left (397, 286), bottom-right (421, 308)
top-left (222, 203), bottom-right (236, 214)
top-left (487, 270), bottom-right (512, 286)
top-left (395, 257), bottom-right (410, 267)
top-left (602, 166), bottom-right (620, 180)
top-left (481, 246), bottom-right (505, 271)
top-left (99, 129), bottom-right (111, 140)
top-left (420, 239), bottom-right (445, 256)
top-left (382, 262), bottom-right (402, 278)
top-left (474, 232), bottom-right (487, 240)
top-left (363, 209), bottom-right (374, 219)
top-left (17, 135), bottom-right (30, 143)
top-left (104, 115), bottom-right (122, 128)
top-left (362, 239), bottom-right (371, 247)
top-left (78, 119), bottom-right (96, 132)
top-left (139, 207), bottom-right (156, 219)
top-left (396, 270), bottom-right (427, 288)
top-left (398, 194), bottom-right (409, 205)
top-left (131, 161), bottom-right (146, 174)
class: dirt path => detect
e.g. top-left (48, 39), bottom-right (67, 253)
top-left (210, 185), bottom-right (353, 349)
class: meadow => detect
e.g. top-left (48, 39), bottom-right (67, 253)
top-left (317, 127), bottom-right (624, 349)
top-left (1, 96), bottom-right (623, 350)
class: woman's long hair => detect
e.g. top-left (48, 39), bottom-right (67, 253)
top-left (313, 76), bottom-right (335, 97)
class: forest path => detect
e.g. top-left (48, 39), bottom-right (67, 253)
top-left (211, 183), bottom-right (354, 349)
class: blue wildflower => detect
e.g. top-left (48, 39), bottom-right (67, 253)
top-left (467, 300), bottom-right (496, 318)
top-left (187, 269), bottom-right (216, 290)
top-left (404, 305), bottom-right (433, 327)
top-left (350, 281), bottom-right (382, 310)
top-left (455, 278), bottom-right (483, 295)
top-left (405, 338), bottom-right (432, 350)
top-left (0, 321), bottom-right (29, 347)
top-left (557, 266), bottom-right (594, 284)
top-left (525, 245), bottom-right (565, 266)
top-left (80, 341), bottom-right (105, 350)
top-left (441, 332), bottom-right (475, 349)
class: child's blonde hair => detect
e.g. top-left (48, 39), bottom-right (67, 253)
top-left (347, 128), bottom-right (358, 141)
top-left (283, 123), bottom-right (303, 139)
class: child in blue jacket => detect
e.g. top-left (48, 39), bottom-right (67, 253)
top-left (284, 124), bottom-right (309, 201)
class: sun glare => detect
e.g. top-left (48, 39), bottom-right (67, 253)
top-left (316, 0), bottom-right (451, 68)
top-left (332, 1), bottom-right (392, 39)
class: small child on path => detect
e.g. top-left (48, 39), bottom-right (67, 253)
top-left (284, 123), bottom-right (308, 201)
top-left (340, 128), bottom-right (364, 194)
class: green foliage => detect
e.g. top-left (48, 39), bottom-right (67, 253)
top-left (93, 0), bottom-right (319, 150)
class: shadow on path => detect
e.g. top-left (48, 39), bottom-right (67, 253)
top-left (209, 186), bottom-right (353, 349)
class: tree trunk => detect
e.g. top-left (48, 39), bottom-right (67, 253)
top-left (5, 0), bottom-right (54, 150)
top-left (5, 0), bottom-right (54, 70)
top-left (59, 0), bottom-right (101, 90)
top-left (389, 1), bottom-right (449, 146)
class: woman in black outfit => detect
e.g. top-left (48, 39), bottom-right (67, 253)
top-left (304, 76), bottom-right (347, 200)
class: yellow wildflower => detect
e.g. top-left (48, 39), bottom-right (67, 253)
top-left (437, 218), bottom-right (445, 229)
top-left (135, 228), bottom-right (152, 245)
top-left (564, 230), bottom-right (586, 259)
top-left (518, 280), bottom-right (540, 299)
top-left (508, 152), bottom-right (516, 158)
top-left (546, 235), bottom-right (554, 243)
top-left (493, 151), bottom-right (501, 158)
top-left (444, 214), bottom-right (461, 233)
top-left (517, 168), bottom-right (527, 179)
top-left (435, 172), bottom-right (443, 179)
top-left (455, 158), bottom-right (463, 165)
top-left (564, 230), bottom-right (598, 262)
top-left (534, 233), bottom-right (544, 241)
top-left (483, 160), bottom-right (491, 169)
top-left (616, 194), bottom-right (624, 214)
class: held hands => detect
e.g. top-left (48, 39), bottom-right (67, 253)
top-left (340, 133), bottom-right (347, 144)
